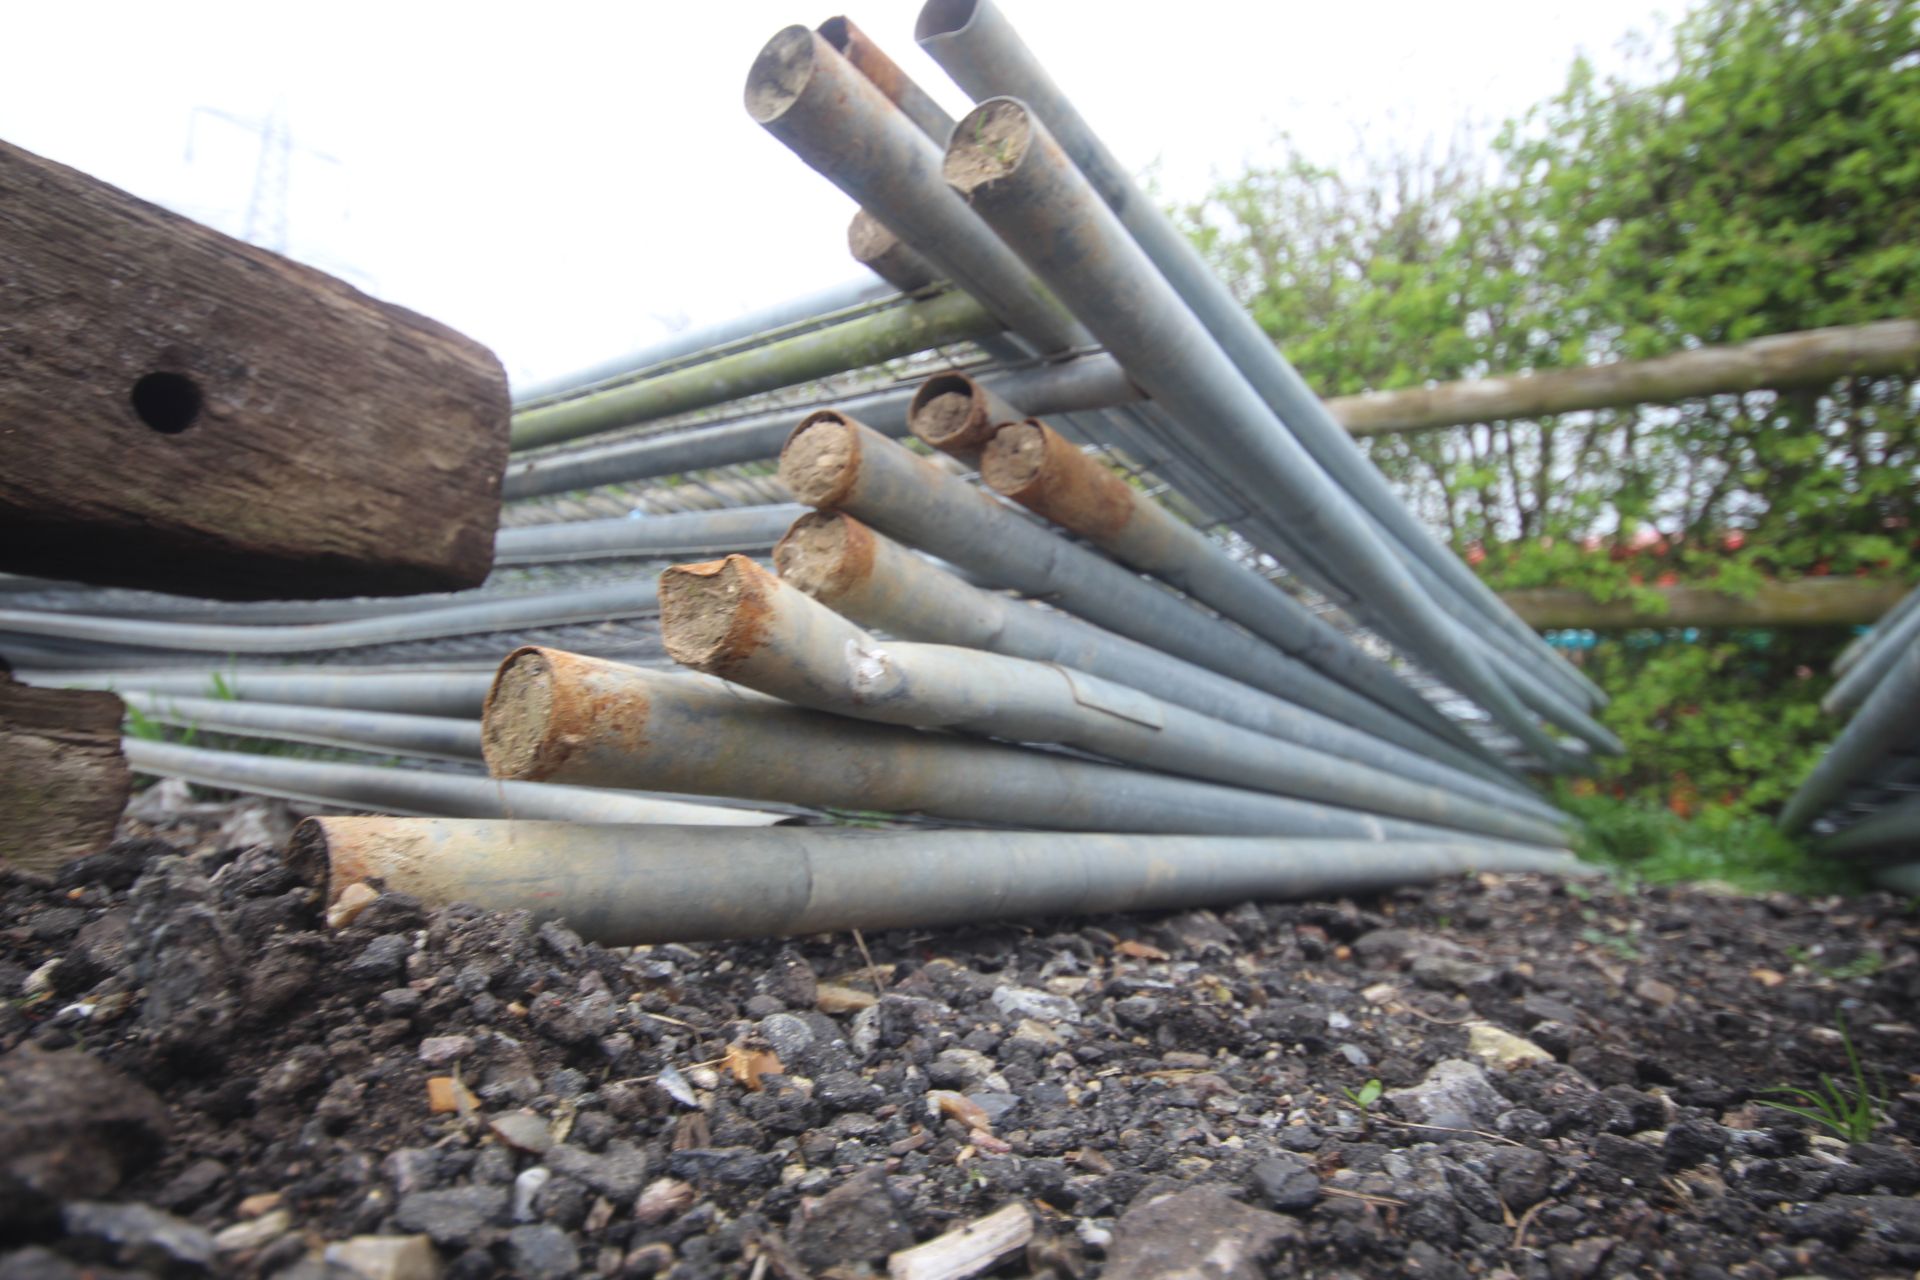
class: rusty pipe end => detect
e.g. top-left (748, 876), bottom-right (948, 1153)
top-left (944, 98), bottom-right (1034, 194)
top-left (981, 420), bottom-right (1136, 541)
top-left (288, 816), bottom-right (339, 902)
top-left (745, 25), bottom-right (824, 124)
top-left (779, 410), bottom-right (864, 508)
top-left (908, 372), bottom-right (999, 459)
top-left (659, 555), bottom-right (779, 677)
top-left (775, 511), bottom-right (878, 606)
top-left (482, 646), bottom-right (613, 782)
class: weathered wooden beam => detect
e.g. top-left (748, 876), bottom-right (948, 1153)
top-left (1500, 577), bottom-right (1912, 631)
top-left (0, 138), bottom-right (509, 600)
top-left (1330, 320), bottom-right (1920, 437)
top-left (0, 667), bottom-right (130, 876)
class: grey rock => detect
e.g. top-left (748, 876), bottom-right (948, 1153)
top-left (505, 1224), bottom-right (579, 1279)
top-left (967, 1091), bottom-right (1020, 1126)
top-left (392, 1185), bottom-right (509, 1245)
top-left (1104, 1184), bottom-right (1296, 1280)
top-left (323, 1234), bottom-right (443, 1280)
top-left (814, 1070), bottom-right (884, 1114)
top-left (154, 1158), bottom-right (228, 1212)
top-left (416, 1036), bottom-right (474, 1068)
top-left (513, 1167), bottom-right (551, 1223)
top-left (990, 986), bottom-right (1081, 1024)
top-left (257, 1045), bottom-right (331, 1102)
top-left (528, 991), bottom-right (615, 1046)
top-left (927, 1047), bottom-right (995, 1089)
top-left (1385, 1059), bottom-right (1509, 1132)
top-left (1410, 952), bottom-right (1501, 994)
top-left (1778, 1193), bottom-right (1920, 1245)
top-left (62, 1200), bottom-right (215, 1272)
top-left (1546, 1236), bottom-right (1614, 1280)
top-left (488, 1112), bottom-right (553, 1156)
top-left (1488, 1147), bottom-right (1554, 1211)
top-left (125, 858), bottom-right (244, 1064)
top-left (544, 1142), bottom-right (648, 1201)
top-left (381, 1149), bottom-right (441, 1197)
top-left (794, 1167), bottom-right (913, 1270)
top-left (1250, 1154), bottom-right (1321, 1213)
top-left (665, 1147), bottom-right (782, 1186)
top-left (345, 935), bottom-right (412, 983)
top-left (757, 1012), bottom-right (815, 1061)
top-left (0, 1045), bottom-right (168, 1224)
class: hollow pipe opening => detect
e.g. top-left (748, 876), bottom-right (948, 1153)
top-left (779, 410), bottom-right (864, 507)
top-left (915, 0), bottom-right (981, 41)
top-left (774, 511), bottom-right (875, 603)
top-left (943, 98), bottom-right (1035, 193)
top-left (659, 556), bottom-right (773, 676)
top-left (744, 25), bottom-right (820, 123)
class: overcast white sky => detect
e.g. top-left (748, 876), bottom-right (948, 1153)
top-left (2, 2), bottom-right (1672, 391)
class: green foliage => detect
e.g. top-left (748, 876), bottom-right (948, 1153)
top-left (1557, 785), bottom-right (1867, 894)
top-left (1341, 1078), bottom-right (1384, 1111)
top-left (1180, 0), bottom-right (1920, 828)
top-left (1761, 1014), bottom-right (1888, 1142)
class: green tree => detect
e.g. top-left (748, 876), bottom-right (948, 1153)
top-left (1179, 0), bottom-right (1920, 822)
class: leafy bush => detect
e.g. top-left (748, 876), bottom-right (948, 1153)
top-left (1179, 0), bottom-right (1920, 833)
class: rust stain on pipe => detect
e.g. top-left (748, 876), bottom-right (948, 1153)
top-left (779, 410), bottom-right (865, 508)
top-left (659, 556), bottom-right (777, 679)
top-left (483, 646), bottom-right (650, 782)
top-left (816, 15), bottom-right (951, 141)
top-left (982, 419), bottom-right (1136, 542)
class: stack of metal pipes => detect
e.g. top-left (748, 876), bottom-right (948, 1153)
top-left (6, 2), bottom-right (1606, 942)
top-left (1778, 582), bottom-right (1920, 889)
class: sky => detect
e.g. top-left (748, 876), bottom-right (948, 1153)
top-left (1, 1), bottom-right (1674, 393)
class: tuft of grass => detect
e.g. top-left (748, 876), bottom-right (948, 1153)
top-left (1341, 1078), bottom-right (1383, 1111)
top-left (1555, 789), bottom-right (1868, 896)
top-left (1761, 1015), bottom-right (1887, 1143)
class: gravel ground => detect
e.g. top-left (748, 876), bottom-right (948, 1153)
top-left (2, 790), bottom-right (1917, 1279)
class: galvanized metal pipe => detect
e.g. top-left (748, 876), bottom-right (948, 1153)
top-left (917, 0), bottom-right (1600, 711)
top-left (294, 817), bottom-right (1580, 947)
top-left (848, 209), bottom-right (942, 292)
top-left (482, 646), bottom-right (1501, 842)
top-left (122, 737), bottom-right (781, 826)
top-left (939, 102), bottom-right (1587, 767)
top-left (32, 668), bottom-right (494, 717)
top-left (511, 287), bottom-right (1000, 451)
top-left (502, 353), bottom-right (1136, 501)
top-left (512, 275), bottom-right (894, 408)
top-left (1822, 595), bottom-right (1920, 717)
top-left (746, 26), bottom-right (1090, 355)
top-left (1833, 583), bottom-right (1920, 677)
top-left (122, 692), bottom-right (482, 764)
top-left (660, 556), bottom-right (1567, 847)
top-left (1811, 795), bottom-right (1920, 860)
top-left (977, 417), bottom-right (1476, 750)
top-left (773, 511), bottom-right (1541, 803)
top-left (494, 505), bottom-right (805, 566)
top-left (0, 578), bottom-right (667, 656)
top-left (1780, 640), bottom-right (1920, 834)
top-left (779, 411), bottom-right (1512, 768)
top-left (817, 15), bottom-right (956, 141)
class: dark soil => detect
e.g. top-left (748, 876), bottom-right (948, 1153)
top-left (3, 793), bottom-right (1918, 1279)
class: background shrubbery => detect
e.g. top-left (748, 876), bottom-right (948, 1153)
top-left (1179, 0), bottom-right (1920, 882)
